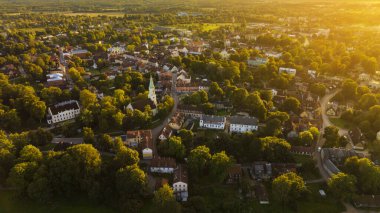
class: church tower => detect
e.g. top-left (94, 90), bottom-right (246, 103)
top-left (148, 75), bottom-right (157, 105)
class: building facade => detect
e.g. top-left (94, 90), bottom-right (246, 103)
top-left (47, 100), bottom-right (80, 124)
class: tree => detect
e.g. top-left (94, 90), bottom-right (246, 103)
top-left (188, 146), bottom-right (211, 177)
top-left (264, 118), bottom-right (282, 136)
top-left (309, 127), bottom-right (320, 140)
top-left (154, 184), bottom-right (175, 206)
top-left (209, 151), bottom-right (233, 182)
top-left (272, 172), bottom-right (306, 205)
top-left (114, 146), bottom-right (139, 168)
top-left (98, 134), bottom-right (113, 152)
top-left (281, 97), bottom-right (301, 113)
top-left (40, 87), bottom-right (62, 105)
top-left (80, 89), bottom-right (97, 109)
top-left (116, 164), bottom-right (147, 198)
top-left (19, 145), bottom-right (42, 163)
top-left (359, 93), bottom-right (379, 110)
top-left (260, 137), bottom-right (292, 162)
top-left (328, 172), bottom-right (357, 200)
top-left (30, 101), bottom-right (46, 122)
top-left (7, 162), bottom-right (39, 196)
top-left (29, 128), bottom-right (53, 146)
top-left (323, 126), bottom-right (340, 147)
top-left (232, 88), bottom-right (248, 108)
top-left (310, 83), bottom-right (326, 97)
top-left (178, 129), bottom-right (194, 152)
top-left (341, 79), bottom-right (358, 100)
top-left (27, 177), bottom-right (52, 203)
top-left (209, 82), bottom-right (224, 100)
top-left (63, 144), bottom-right (101, 194)
top-left (299, 131), bottom-right (314, 146)
top-left (245, 92), bottom-right (267, 120)
top-left (83, 127), bottom-right (95, 145)
top-left (158, 136), bottom-right (185, 160)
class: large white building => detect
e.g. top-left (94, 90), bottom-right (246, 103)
top-left (199, 115), bottom-right (226, 130)
top-left (47, 100), bottom-right (80, 124)
top-left (228, 116), bottom-right (259, 133)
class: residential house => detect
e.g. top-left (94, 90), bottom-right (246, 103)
top-left (159, 125), bottom-right (173, 141)
top-left (173, 164), bottom-right (189, 202)
top-left (349, 127), bottom-right (366, 151)
top-left (220, 49), bottom-right (230, 59)
top-left (168, 113), bottom-right (185, 130)
top-left (290, 146), bottom-right (313, 156)
top-left (226, 164), bottom-right (242, 184)
top-left (279, 67), bottom-right (297, 76)
top-left (308, 70), bottom-right (317, 79)
top-left (150, 157), bottom-right (177, 173)
top-left (177, 70), bottom-right (191, 84)
top-left (228, 116), bottom-right (259, 133)
top-left (247, 57), bottom-right (268, 67)
top-left (124, 130), bottom-right (153, 159)
top-left (359, 73), bottom-right (371, 82)
top-left (321, 148), bottom-right (364, 176)
top-left (47, 100), bottom-right (80, 124)
top-left (177, 105), bottom-right (203, 118)
top-left (199, 115), bottom-right (226, 130)
top-left (251, 162), bottom-right (272, 181)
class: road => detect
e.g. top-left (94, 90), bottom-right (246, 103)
top-left (150, 72), bottom-right (179, 157)
top-left (315, 89), bottom-right (341, 181)
top-left (315, 89), bottom-right (369, 213)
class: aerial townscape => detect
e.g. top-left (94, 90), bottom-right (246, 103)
top-left (1, 0), bottom-right (380, 212)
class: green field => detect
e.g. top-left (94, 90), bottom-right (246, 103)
top-left (253, 183), bottom-right (346, 213)
top-left (0, 191), bottom-right (115, 213)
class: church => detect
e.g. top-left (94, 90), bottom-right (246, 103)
top-left (126, 75), bottom-right (158, 116)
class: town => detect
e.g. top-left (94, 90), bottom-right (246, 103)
top-left (1, 0), bottom-right (380, 212)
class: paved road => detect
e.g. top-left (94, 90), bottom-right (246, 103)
top-left (315, 89), bottom-right (368, 213)
top-left (314, 89), bottom-right (341, 181)
top-left (150, 72), bottom-right (179, 157)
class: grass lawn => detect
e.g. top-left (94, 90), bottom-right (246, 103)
top-left (0, 191), bottom-right (115, 213)
top-left (250, 182), bottom-right (345, 213)
top-left (330, 117), bottom-right (352, 129)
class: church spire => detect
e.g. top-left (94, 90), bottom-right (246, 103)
top-left (148, 75), bottom-right (157, 105)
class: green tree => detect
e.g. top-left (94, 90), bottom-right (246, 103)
top-left (272, 172), bottom-right (306, 206)
top-left (80, 89), bottom-right (97, 109)
top-left (328, 172), bottom-right (357, 201)
top-left (158, 136), bottom-right (185, 160)
top-left (299, 131), bottom-right (314, 146)
top-left (19, 145), bottom-right (42, 163)
top-left (116, 164), bottom-right (147, 198)
top-left (281, 97), bottom-right (301, 113)
top-left (323, 126), bottom-right (340, 147)
top-left (210, 151), bottom-right (233, 182)
top-left (188, 146), bottom-right (211, 177)
top-left (83, 127), bottom-right (95, 145)
top-left (114, 146), bottom-right (139, 168)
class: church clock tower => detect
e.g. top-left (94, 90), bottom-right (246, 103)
top-left (148, 75), bottom-right (157, 105)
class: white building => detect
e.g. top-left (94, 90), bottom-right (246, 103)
top-left (199, 115), bottom-right (226, 130)
top-left (279, 67), bottom-right (297, 76)
top-left (150, 157), bottom-right (176, 174)
top-left (220, 49), bottom-right (230, 59)
top-left (359, 73), bottom-right (371, 82)
top-left (173, 165), bottom-right (188, 202)
top-left (228, 116), bottom-right (259, 133)
top-left (369, 80), bottom-right (380, 89)
top-left (47, 100), bottom-right (80, 124)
